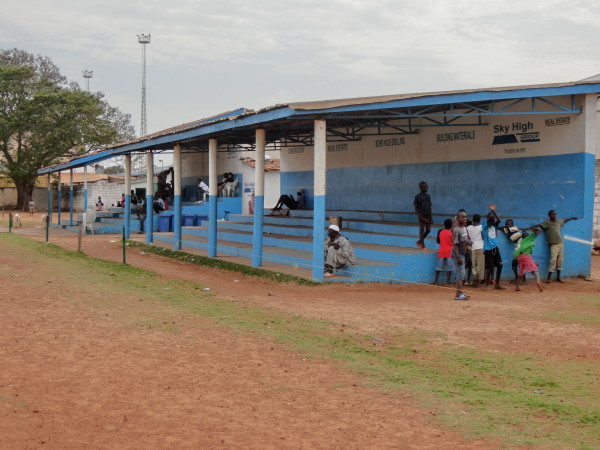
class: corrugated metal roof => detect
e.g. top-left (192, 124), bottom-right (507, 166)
top-left (39, 79), bottom-right (600, 174)
top-left (107, 79), bottom-right (600, 148)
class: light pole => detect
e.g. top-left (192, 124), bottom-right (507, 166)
top-left (134, 34), bottom-right (151, 176)
top-left (82, 70), bottom-right (93, 92)
top-left (137, 33), bottom-right (151, 137)
top-left (82, 69), bottom-right (93, 212)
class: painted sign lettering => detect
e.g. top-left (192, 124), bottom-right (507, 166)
top-left (375, 137), bottom-right (406, 147)
top-left (436, 130), bottom-right (475, 142)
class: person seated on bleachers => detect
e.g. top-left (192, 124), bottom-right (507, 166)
top-left (152, 194), bottom-right (166, 214)
top-left (272, 190), bottom-right (304, 211)
top-left (217, 172), bottom-right (235, 196)
top-left (197, 178), bottom-right (209, 202)
top-left (323, 224), bottom-right (356, 278)
top-left (130, 190), bottom-right (146, 233)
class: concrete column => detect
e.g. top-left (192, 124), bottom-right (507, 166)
top-left (252, 129), bottom-right (266, 266)
top-left (146, 152), bottom-right (154, 244)
top-left (208, 139), bottom-right (218, 257)
top-left (124, 155), bottom-right (132, 238)
top-left (69, 169), bottom-right (74, 226)
top-left (57, 171), bottom-right (61, 225)
top-left (581, 93), bottom-right (597, 273)
top-left (312, 120), bottom-right (327, 279)
top-left (173, 144), bottom-right (182, 250)
top-left (83, 166), bottom-right (88, 212)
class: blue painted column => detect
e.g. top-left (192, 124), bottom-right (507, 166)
top-left (124, 155), bottom-right (132, 238)
top-left (173, 144), bottom-right (182, 250)
top-left (145, 152), bottom-right (154, 244)
top-left (69, 169), bottom-right (74, 226)
top-left (47, 174), bottom-right (52, 222)
top-left (208, 138), bottom-right (218, 257)
top-left (581, 93), bottom-right (597, 275)
top-left (252, 129), bottom-right (266, 266)
top-left (83, 166), bottom-right (88, 212)
top-left (56, 171), bottom-right (61, 225)
top-left (312, 120), bottom-right (327, 279)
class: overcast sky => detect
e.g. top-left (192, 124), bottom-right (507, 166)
top-left (2, 0), bottom-right (599, 137)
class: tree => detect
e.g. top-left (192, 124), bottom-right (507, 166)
top-left (0, 49), bottom-right (135, 210)
top-left (104, 164), bottom-right (124, 175)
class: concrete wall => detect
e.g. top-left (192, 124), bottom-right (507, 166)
top-left (594, 159), bottom-right (600, 239)
top-left (0, 187), bottom-right (46, 210)
top-left (181, 149), bottom-right (281, 213)
top-left (280, 93), bottom-right (597, 277)
top-left (49, 180), bottom-right (125, 212)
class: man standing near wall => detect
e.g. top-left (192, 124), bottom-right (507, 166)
top-left (534, 210), bottom-right (578, 283)
top-left (414, 181), bottom-right (432, 250)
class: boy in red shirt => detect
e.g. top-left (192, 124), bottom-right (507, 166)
top-left (433, 219), bottom-right (454, 285)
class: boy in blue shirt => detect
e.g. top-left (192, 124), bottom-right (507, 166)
top-left (482, 203), bottom-right (505, 290)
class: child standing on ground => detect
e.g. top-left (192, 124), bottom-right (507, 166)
top-left (452, 211), bottom-right (470, 301)
top-left (414, 181), bottom-right (432, 250)
top-left (533, 210), bottom-right (578, 283)
top-left (466, 214), bottom-right (484, 288)
top-left (433, 219), bottom-right (454, 285)
top-left (513, 227), bottom-right (544, 292)
top-left (500, 219), bottom-right (526, 283)
top-left (482, 203), bottom-right (505, 290)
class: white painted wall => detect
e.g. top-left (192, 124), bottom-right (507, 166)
top-left (282, 94), bottom-right (591, 172)
top-left (181, 149), bottom-right (281, 213)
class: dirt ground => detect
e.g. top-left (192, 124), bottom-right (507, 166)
top-left (1, 214), bottom-right (599, 448)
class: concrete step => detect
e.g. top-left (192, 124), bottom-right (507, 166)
top-left (188, 221), bottom-right (436, 249)
top-left (152, 233), bottom-right (435, 283)
top-left (178, 227), bottom-right (428, 264)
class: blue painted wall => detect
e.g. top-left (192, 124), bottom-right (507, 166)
top-left (281, 153), bottom-right (589, 217)
top-left (281, 152), bottom-right (595, 278)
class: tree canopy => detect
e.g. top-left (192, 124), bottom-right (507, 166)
top-left (0, 48), bottom-right (135, 209)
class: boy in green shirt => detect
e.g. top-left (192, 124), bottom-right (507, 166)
top-left (513, 228), bottom-right (544, 292)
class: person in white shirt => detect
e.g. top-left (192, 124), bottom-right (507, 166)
top-left (197, 178), bottom-right (209, 202)
top-left (153, 195), bottom-right (165, 214)
top-left (466, 214), bottom-right (484, 288)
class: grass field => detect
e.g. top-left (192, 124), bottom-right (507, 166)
top-left (2, 232), bottom-right (599, 448)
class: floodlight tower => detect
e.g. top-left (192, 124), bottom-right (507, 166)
top-left (82, 70), bottom-right (93, 91)
top-left (82, 70), bottom-right (93, 212)
top-left (137, 33), bottom-right (151, 137)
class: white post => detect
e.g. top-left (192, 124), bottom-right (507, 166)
top-left (312, 119), bottom-right (327, 279)
top-left (208, 138), bottom-right (218, 257)
top-left (252, 129), bottom-right (266, 266)
top-left (145, 152), bottom-right (154, 243)
top-left (124, 155), bottom-right (132, 238)
top-left (173, 144), bottom-right (182, 250)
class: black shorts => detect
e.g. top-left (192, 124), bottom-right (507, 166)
top-left (464, 250), bottom-right (472, 269)
top-left (484, 248), bottom-right (503, 268)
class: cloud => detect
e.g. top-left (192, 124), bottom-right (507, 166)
top-left (2, 0), bottom-right (600, 132)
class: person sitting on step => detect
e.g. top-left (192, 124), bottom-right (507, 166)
top-left (272, 190), bottom-right (305, 211)
top-left (324, 224), bottom-right (357, 278)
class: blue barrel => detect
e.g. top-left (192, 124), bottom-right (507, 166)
top-left (159, 214), bottom-right (173, 232)
top-left (183, 214), bottom-right (195, 226)
top-left (195, 215), bottom-right (208, 225)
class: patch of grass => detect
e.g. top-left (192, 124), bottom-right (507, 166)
top-left (4, 233), bottom-right (599, 448)
top-left (531, 294), bottom-right (600, 328)
top-left (127, 240), bottom-right (320, 286)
